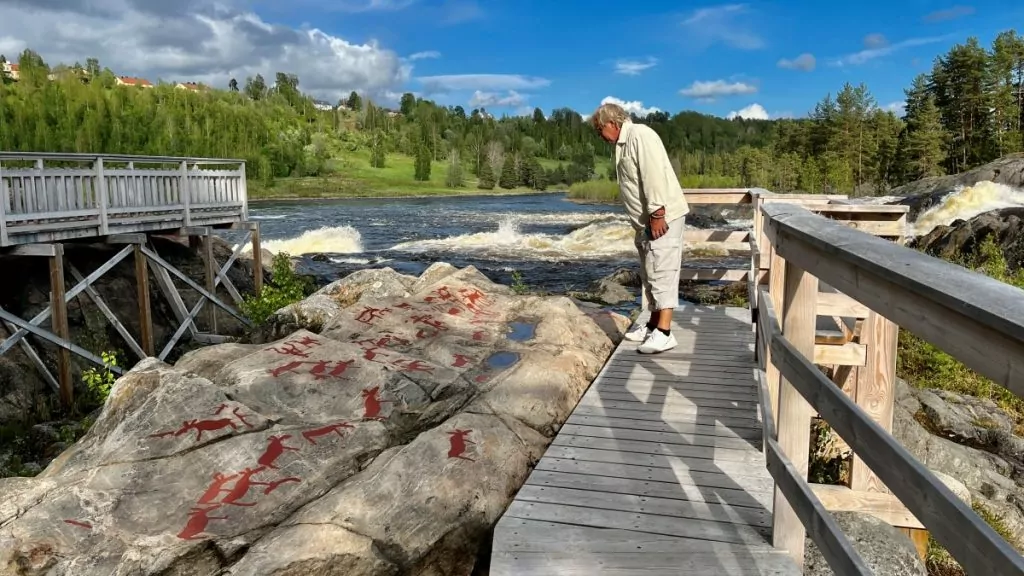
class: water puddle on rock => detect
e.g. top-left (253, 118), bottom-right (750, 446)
top-left (486, 351), bottom-right (521, 370)
top-left (506, 321), bottom-right (538, 342)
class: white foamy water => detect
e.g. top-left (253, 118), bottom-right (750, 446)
top-left (256, 226), bottom-right (365, 255)
top-left (910, 181), bottom-right (1024, 236)
top-left (390, 215), bottom-right (638, 261)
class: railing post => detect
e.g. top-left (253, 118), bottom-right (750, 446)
top-left (772, 259), bottom-right (818, 567)
top-left (250, 221), bottom-right (263, 298)
top-left (0, 158), bottom-right (8, 246)
top-left (95, 157), bottom-right (108, 235)
top-left (180, 160), bottom-right (192, 227)
top-left (50, 244), bottom-right (73, 408)
top-left (765, 244), bottom-right (786, 434)
top-left (238, 161), bottom-right (249, 221)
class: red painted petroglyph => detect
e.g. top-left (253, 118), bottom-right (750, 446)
top-left (267, 335), bottom-right (321, 357)
top-left (270, 360), bottom-right (357, 379)
top-left (361, 386), bottom-right (390, 421)
top-left (472, 330), bottom-right (486, 341)
top-left (63, 519), bottom-right (92, 529)
top-left (447, 429), bottom-right (476, 461)
top-left (302, 421), bottom-right (355, 445)
top-left (392, 358), bottom-right (434, 373)
top-left (458, 288), bottom-right (493, 314)
top-left (270, 360), bottom-right (304, 377)
top-left (474, 374), bottom-right (489, 383)
top-left (415, 328), bottom-right (439, 340)
top-left (452, 354), bottom-right (472, 368)
top-left (356, 306), bottom-right (392, 325)
top-left (395, 302), bottom-right (413, 309)
top-left (257, 435), bottom-right (301, 469)
top-left (411, 314), bottom-right (447, 331)
top-left (178, 505), bottom-right (229, 540)
top-left (149, 406), bottom-right (254, 442)
top-left (424, 286), bottom-right (455, 303)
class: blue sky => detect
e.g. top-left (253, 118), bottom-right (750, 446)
top-left (0, 0), bottom-right (1019, 120)
top-left (263, 0), bottom-right (1017, 119)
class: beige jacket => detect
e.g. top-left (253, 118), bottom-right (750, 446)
top-left (614, 121), bottom-right (689, 231)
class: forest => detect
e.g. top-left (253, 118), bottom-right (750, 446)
top-left (0, 28), bottom-right (1022, 196)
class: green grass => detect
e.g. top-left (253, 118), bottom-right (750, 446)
top-left (250, 148), bottom-right (544, 200)
top-left (566, 172), bottom-right (745, 202)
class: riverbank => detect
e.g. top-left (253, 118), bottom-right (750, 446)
top-left (249, 148), bottom-right (613, 200)
top-left (566, 174), bottom-right (746, 202)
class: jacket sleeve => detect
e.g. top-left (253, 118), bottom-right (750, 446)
top-left (632, 127), bottom-right (675, 214)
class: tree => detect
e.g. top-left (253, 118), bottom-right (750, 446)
top-left (370, 130), bottom-right (387, 168)
top-left (346, 90), bottom-right (362, 111)
top-left (245, 74), bottom-right (267, 100)
top-left (414, 139), bottom-right (432, 181)
top-left (498, 154), bottom-right (518, 189)
top-left (446, 148), bottom-right (464, 188)
top-left (228, 78), bottom-right (239, 92)
top-left (477, 159), bottom-right (495, 189)
top-left (897, 75), bottom-right (947, 182)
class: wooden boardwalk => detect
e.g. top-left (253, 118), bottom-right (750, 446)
top-left (491, 304), bottom-right (801, 575)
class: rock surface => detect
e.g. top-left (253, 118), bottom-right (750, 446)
top-left (912, 207), bottom-right (1024, 269)
top-left (0, 264), bottom-right (623, 576)
top-left (891, 153), bottom-right (1024, 220)
top-left (803, 511), bottom-right (927, 576)
top-left (893, 378), bottom-right (1024, 548)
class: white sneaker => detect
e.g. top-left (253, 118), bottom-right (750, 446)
top-left (624, 323), bottom-right (651, 342)
top-left (638, 330), bottom-right (677, 354)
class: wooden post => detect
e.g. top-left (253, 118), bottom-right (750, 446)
top-left (50, 244), bottom-right (73, 407)
top-left (135, 243), bottom-right (154, 356)
top-left (765, 244), bottom-right (787, 431)
top-left (0, 158), bottom-right (8, 246)
top-left (95, 157), bottom-right (109, 235)
top-left (180, 160), bottom-right (192, 227)
top-left (251, 222), bottom-right (263, 298)
top-left (202, 231), bottom-right (218, 333)
top-left (771, 259), bottom-right (819, 567)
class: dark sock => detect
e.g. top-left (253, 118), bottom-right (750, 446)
top-left (646, 320), bottom-right (658, 331)
top-left (657, 327), bottom-right (671, 336)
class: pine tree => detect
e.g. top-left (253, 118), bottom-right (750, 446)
top-left (477, 158), bottom-right (495, 189)
top-left (498, 154), bottom-right (518, 189)
top-left (370, 130), bottom-right (386, 168)
top-left (346, 90), bottom-right (362, 111)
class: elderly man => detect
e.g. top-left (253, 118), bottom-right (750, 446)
top-left (592, 102), bottom-right (689, 354)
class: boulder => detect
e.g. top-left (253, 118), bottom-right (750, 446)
top-left (0, 264), bottom-right (623, 576)
top-left (803, 511), bottom-right (926, 576)
top-left (912, 207), bottom-right (1024, 270)
top-left (893, 378), bottom-right (1024, 548)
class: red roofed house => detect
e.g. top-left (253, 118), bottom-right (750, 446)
top-left (116, 76), bottom-right (153, 88)
top-left (175, 82), bottom-right (205, 92)
top-left (1, 62), bottom-right (19, 80)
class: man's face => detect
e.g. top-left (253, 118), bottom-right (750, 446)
top-left (598, 122), bottom-right (620, 143)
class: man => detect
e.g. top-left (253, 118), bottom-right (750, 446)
top-left (592, 102), bottom-right (689, 354)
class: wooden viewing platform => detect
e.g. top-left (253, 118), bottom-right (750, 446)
top-left (0, 152), bottom-right (262, 408)
top-left (491, 190), bottom-right (1024, 575)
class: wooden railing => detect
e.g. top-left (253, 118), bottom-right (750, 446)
top-left (751, 196), bottom-right (1024, 574)
top-left (0, 152), bottom-right (249, 246)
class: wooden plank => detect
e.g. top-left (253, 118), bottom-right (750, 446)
top-left (817, 291), bottom-right (870, 318)
top-left (201, 232), bottom-right (218, 333)
top-left (591, 384), bottom-right (758, 404)
top-left (849, 310), bottom-right (898, 495)
top-left (570, 403), bottom-right (761, 428)
top-left (814, 342), bottom-right (866, 365)
top-left (50, 245), bottom-right (73, 407)
top-left (679, 268), bottom-right (748, 282)
top-left (514, 484), bottom-right (773, 527)
top-left (557, 422), bottom-right (758, 450)
top-left (563, 414), bottom-right (762, 441)
top-left (684, 230), bottom-right (750, 243)
top-left (550, 435), bottom-right (764, 465)
top-left (763, 201), bottom-right (1024, 399)
top-left (250, 221), bottom-right (263, 297)
top-left (771, 259), bottom-right (817, 566)
top-left (576, 393), bottom-right (758, 417)
top-left (503, 500), bottom-right (771, 545)
top-left (596, 371), bottom-right (758, 387)
top-left (684, 191), bottom-right (752, 205)
top-left (770, 329), bottom-right (1024, 576)
top-left (810, 483), bottom-right (924, 529)
top-left (765, 437), bottom-right (873, 575)
top-left (66, 263), bottom-right (147, 361)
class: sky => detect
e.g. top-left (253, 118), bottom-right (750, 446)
top-left (0, 0), bottom-right (1019, 121)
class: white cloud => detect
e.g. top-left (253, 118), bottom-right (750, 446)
top-left (726, 103), bottom-right (770, 120)
top-left (601, 96), bottom-right (661, 117)
top-left (777, 53), bottom-right (816, 71)
top-left (468, 89), bottom-right (526, 108)
top-left (408, 50), bottom-right (440, 60)
top-left (333, 0), bottom-right (419, 11)
top-left (885, 101), bottom-right (906, 116)
top-left (0, 0), bottom-right (412, 103)
top-left (679, 79), bottom-right (758, 101)
top-left (832, 35), bottom-right (951, 66)
top-left (416, 73), bottom-right (550, 93)
top-left (614, 57), bottom-right (657, 76)
top-left (924, 5), bottom-right (975, 23)
top-left (681, 4), bottom-right (764, 50)
top-left (863, 33), bottom-right (888, 49)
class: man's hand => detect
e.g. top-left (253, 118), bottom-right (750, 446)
top-left (649, 216), bottom-right (668, 239)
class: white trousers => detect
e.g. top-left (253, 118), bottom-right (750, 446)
top-left (634, 216), bottom-right (686, 311)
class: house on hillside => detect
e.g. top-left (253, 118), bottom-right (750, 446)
top-left (116, 76), bottom-right (153, 88)
top-left (1, 62), bottom-right (19, 80)
top-left (175, 82), bottom-right (206, 92)
top-left (312, 99), bottom-right (334, 111)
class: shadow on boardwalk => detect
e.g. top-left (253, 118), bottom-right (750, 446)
top-left (491, 304), bottom-right (801, 575)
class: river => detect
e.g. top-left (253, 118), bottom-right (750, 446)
top-left (246, 192), bottom-right (751, 297)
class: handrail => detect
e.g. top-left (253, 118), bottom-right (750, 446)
top-left (763, 201), bottom-right (1024, 396)
top-left (0, 152), bottom-right (246, 165)
top-left (758, 201), bottom-right (1024, 575)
